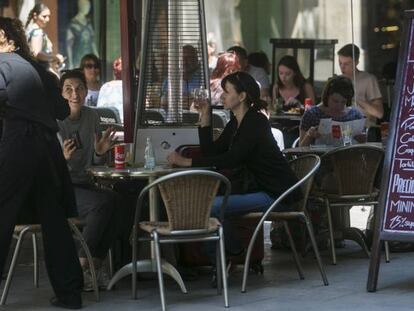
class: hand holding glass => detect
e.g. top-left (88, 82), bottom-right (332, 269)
top-left (191, 87), bottom-right (209, 112)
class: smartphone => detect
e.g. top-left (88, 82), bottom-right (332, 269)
top-left (70, 131), bottom-right (83, 149)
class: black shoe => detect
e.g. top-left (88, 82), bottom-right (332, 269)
top-left (50, 296), bottom-right (82, 310)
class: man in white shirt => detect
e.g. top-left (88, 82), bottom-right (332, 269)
top-left (227, 46), bottom-right (270, 100)
top-left (337, 44), bottom-right (384, 125)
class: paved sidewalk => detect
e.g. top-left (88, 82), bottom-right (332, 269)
top-left (1, 219), bottom-right (414, 311)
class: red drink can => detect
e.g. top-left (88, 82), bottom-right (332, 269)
top-left (331, 125), bottom-right (341, 139)
top-left (304, 98), bottom-right (313, 110)
top-left (114, 144), bottom-right (126, 169)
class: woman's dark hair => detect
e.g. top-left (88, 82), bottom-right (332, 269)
top-left (0, 17), bottom-right (33, 61)
top-left (80, 53), bottom-right (101, 70)
top-left (221, 71), bottom-right (267, 111)
top-left (276, 55), bottom-right (306, 89)
top-left (321, 76), bottom-right (355, 107)
top-left (60, 69), bottom-right (87, 88)
top-left (26, 3), bottom-right (49, 28)
top-left (248, 51), bottom-right (270, 75)
top-left (211, 52), bottom-right (241, 80)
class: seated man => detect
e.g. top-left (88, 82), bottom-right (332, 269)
top-left (161, 44), bottom-right (203, 112)
top-left (58, 69), bottom-right (119, 291)
top-left (337, 44), bottom-right (384, 126)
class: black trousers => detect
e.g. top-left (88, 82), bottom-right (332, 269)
top-left (74, 184), bottom-right (119, 260)
top-left (0, 120), bottom-right (83, 304)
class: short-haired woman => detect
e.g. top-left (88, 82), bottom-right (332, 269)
top-left (299, 76), bottom-right (364, 146)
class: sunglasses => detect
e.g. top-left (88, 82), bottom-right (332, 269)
top-left (83, 63), bottom-right (99, 69)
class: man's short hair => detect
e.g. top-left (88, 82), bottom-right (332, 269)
top-left (60, 69), bottom-right (87, 88)
top-left (227, 46), bottom-right (248, 60)
top-left (337, 44), bottom-right (360, 61)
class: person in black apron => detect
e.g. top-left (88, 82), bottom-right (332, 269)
top-left (0, 17), bottom-right (83, 309)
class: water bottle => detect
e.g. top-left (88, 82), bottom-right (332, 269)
top-left (144, 137), bottom-right (156, 170)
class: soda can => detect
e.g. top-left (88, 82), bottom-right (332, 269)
top-left (304, 98), bottom-right (313, 111)
top-left (331, 124), bottom-right (341, 139)
top-left (114, 144), bottom-right (126, 169)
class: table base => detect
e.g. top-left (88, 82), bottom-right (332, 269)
top-left (106, 259), bottom-right (188, 293)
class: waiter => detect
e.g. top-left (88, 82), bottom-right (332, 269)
top-left (0, 17), bottom-right (83, 309)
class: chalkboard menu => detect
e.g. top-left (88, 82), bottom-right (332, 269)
top-left (367, 10), bottom-right (414, 292)
top-left (382, 22), bottom-right (414, 234)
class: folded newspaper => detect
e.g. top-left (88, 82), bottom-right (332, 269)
top-left (315, 118), bottom-right (366, 145)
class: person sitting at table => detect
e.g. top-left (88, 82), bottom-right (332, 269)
top-left (167, 71), bottom-right (301, 268)
top-left (299, 75), bottom-right (364, 147)
top-left (227, 46), bottom-right (270, 100)
top-left (80, 53), bottom-right (101, 107)
top-left (58, 69), bottom-right (119, 292)
top-left (161, 44), bottom-right (202, 111)
top-left (337, 43), bottom-right (383, 126)
top-left (248, 51), bottom-right (271, 75)
top-left (210, 51), bottom-right (242, 107)
top-left (97, 57), bottom-right (123, 122)
top-left (272, 55), bottom-right (315, 113)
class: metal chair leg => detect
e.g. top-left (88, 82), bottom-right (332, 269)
top-left (215, 241), bottom-right (222, 295)
top-left (384, 241), bottom-right (390, 263)
top-left (32, 233), bottom-right (39, 288)
top-left (131, 238), bottom-right (138, 299)
top-left (283, 221), bottom-right (305, 280)
top-left (68, 220), bottom-right (99, 302)
top-left (1, 226), bottom-right (31, 306)
top-left (325, 198), bottom-right (337, 265)
top-left (241, 216), bottom-right (264, 293)
top-left (153, 231), bottom-right (166, 311)
top-left (304, 216), bottom-right (329, 286)
top-left (219, 227), bottom-right (229, 308)
top-left (108, 248), bottom-right (114, 278)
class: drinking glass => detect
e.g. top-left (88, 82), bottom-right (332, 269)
top-left (191, 87), bottom-right (209, 111)
top-left (341, 123), bottom-right (352, 146)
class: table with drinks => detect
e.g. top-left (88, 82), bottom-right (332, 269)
top-left (90, 138), bottom-right (205, 293)
top-left (89, 161), bottom-right (194, 293)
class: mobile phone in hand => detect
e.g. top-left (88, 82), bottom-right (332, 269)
top-left (70, 131), bottom-right (82, 149)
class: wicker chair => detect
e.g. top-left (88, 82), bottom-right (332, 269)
top-left (241, 155), bottom-right (328, 293)
top-left (0, 220), bottom-right (100, 305)
top-left (131, 170), bottom-right (231, 311)
top-left (311, 144), bottom-right (384, 265)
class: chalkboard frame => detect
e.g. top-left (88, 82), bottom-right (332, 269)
top-left (367, 9), bottom-right (414, 292)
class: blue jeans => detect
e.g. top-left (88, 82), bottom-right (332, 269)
top-left (207, 191), bottom-right (278, 262)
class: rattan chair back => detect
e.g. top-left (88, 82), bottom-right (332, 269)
top-left (157, 174), bottom-right (220, 231)
top-left (289, 155), bottom-right (321, 212)
top-left (321, 145), bottom-right (384, 196)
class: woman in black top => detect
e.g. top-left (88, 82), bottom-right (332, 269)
top-left (0, 17), bottom-right (82, 309)
top-left (272, 55), bottom-right (315, 111)
top-left (168, 71), bottom-right (301, 255)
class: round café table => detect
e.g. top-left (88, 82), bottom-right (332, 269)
top-left (88, 165), bottom-right (203, 292)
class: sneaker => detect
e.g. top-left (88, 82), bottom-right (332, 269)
top-left (97, 266), bottom-right (110, 290)
top-left (82, 269), bottom-right (95, 292)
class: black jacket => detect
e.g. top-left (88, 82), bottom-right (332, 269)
top-left (192, 108), bottom-right (302, 202)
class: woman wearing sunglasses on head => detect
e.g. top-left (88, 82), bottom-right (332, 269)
top-left (167, 71), bottom-right (302, 260)
top-left (80, 53), bottom-right (101, 106)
